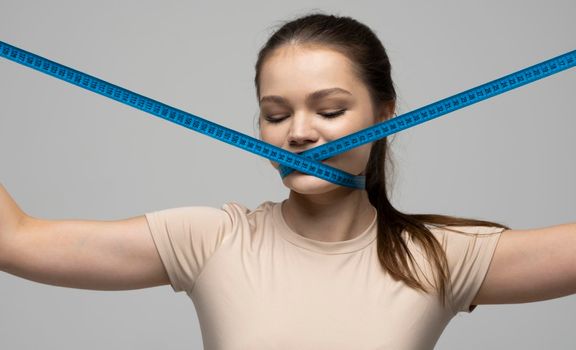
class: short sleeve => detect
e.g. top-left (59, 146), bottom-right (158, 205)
top-left (144, 205), bottom-right (233, 293)
top-left (439, 225), bottom-right (507, 315)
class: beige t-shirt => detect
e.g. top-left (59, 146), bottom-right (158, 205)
top-left (145, 200), bottom-right (505, 350)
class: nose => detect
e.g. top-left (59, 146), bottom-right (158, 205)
top-left (287, 113), bottom-right (319, 148)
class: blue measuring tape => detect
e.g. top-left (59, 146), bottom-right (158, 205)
top-left (1, 40), bottom-right (574, 189)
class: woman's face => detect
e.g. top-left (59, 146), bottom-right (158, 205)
top-left (258, 44), bottom-right (389, 195)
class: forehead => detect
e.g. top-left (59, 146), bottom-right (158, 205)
top-left (258, 45), bottom-right (362, 98)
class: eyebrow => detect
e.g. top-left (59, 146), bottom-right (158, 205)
top-left (259, 87), bottom-right (352, 106)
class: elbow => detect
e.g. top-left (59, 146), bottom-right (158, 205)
top-left (0, 213), bottom-right (31, 271)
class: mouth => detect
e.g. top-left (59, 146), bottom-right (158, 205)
top-left (278, 149), bottom-right (334, 174)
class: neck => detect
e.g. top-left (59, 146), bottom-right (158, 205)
top-left (282, 187), bottom-right (376, 242)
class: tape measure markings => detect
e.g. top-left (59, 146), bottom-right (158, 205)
top-left (0, 41), bottom-right (364, 188)
top-left (279, 50), bottom-right (575, 178)
top-left (1, 41), bottom-right (574, 188)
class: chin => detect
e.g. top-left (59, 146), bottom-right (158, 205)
top-left (282, 171), bottom-right (341, 195)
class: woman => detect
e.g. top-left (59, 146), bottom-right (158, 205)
top-left (1, 12), bottom-right (574, 350)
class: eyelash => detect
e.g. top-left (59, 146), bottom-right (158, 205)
top-left (265, 109), bottom-right (347, 124)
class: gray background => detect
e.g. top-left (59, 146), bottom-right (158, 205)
top-left (1, 0), bottom-right (574, 349)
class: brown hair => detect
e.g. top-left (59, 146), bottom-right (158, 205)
top-left (253, 12), bottom-right (510, 309)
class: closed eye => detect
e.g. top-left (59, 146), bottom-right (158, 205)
top-left (319, 109), bottom-right (346, 118)
top-left (264, 109), bottom-right (347, 124)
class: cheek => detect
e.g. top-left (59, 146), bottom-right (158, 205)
top-left (326, 112), bottom-right (375, 146)
top-left (258, 125), bottom-right (271, 141)
top-left (342, 144), bottom-right (372, 175)
top-left (259, 126), bottom-right (284, 147)
top-left (343, 143), bottom-right (372, 163)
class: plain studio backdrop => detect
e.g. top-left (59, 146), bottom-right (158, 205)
top-left (0, 0), bottom-right (574, 349)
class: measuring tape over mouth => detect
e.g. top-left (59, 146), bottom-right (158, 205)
top-left (1, 40), bottom-right (574, 189)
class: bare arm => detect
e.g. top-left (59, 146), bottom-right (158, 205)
top-left (0, 184), bottom-right (170, 291)
top-left (473, 223), bottom-right (576, 306)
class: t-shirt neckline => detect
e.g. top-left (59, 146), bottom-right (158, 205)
top-left (273, 200), bottom-right (377, 254)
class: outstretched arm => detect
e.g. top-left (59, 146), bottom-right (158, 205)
top-left (0, 184), bottom-right (170, 291)
top-left (472, 223), bottom-right (576, 306)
